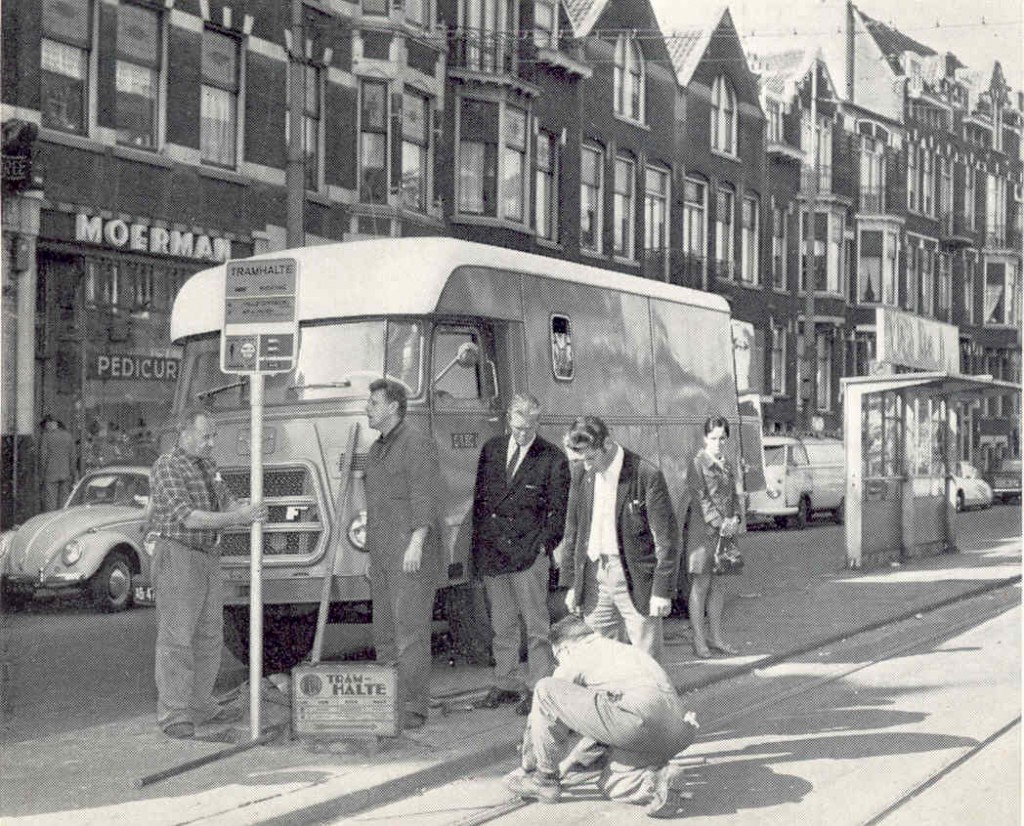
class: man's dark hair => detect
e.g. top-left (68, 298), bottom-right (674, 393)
top-left (565, 416), bottom-right (610, 452)
top-left (550, 614), bottom-right (596, 647)
top-left (369, 377), bottom-right (408, 419)
top-left (703, 416), bottom-right (730, 437)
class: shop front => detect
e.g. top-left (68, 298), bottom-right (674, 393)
top-left (36, 208), bottom-right (251, 474)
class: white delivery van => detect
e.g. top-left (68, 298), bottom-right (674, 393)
top-left (749, 435), bottom-right (845, 528)
top-left (801, 437), bottom-right (845, 522)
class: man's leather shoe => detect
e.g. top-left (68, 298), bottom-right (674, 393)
top-left (503, 768), bottom-right (561, 803)
top-left (645, 764), bottom-right (688, 818)
top-left (163, 722), bottom-right (195, 739)
top-left (514, 690), bottom-right (533, 716)
top-left (201, 705), bottom-right (244, 725)
top-left (484, 687), bottom-right (522, 708)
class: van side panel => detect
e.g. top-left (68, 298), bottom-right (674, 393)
top-left (650, 303), bottom-right (737, 417)
top-left (522, 277), bottom-right (656, 417)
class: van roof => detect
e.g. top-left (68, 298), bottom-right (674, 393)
top-left (170, 237), bottom-right (731, 342)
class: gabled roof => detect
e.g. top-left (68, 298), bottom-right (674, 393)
top-left (856, 7), bottom-right (936, 74)
top-left (561, 0), bottom-right (609, 39)
top-left (750, 47), bottom-right (837, 105)
top-left (662, 5), bottom-right (740, 88)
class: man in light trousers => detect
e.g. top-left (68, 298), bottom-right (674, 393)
top-left (505, 614), bottom-right (698, 818)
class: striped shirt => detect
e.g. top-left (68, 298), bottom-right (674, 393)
top-left (147, 445), bottom-right (230, 552)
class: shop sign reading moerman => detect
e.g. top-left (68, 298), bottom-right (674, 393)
top-left (75, 214), bottom-right (231, 262)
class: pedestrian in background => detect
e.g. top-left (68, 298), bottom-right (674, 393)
top-left (147, 409), bottom-right (266, 739)
top-left (364, 377), bottom-right (443, 731)
top-left (685, 415), bottom-right (742, 658)
top-left (504, 614), bottom-right (698, 818)
top-left (472, 393), bottom-right (570, 715)
top-left (39, 416), bottom-right (75, 512)
top-left (562, 416), bottom-right (678, 661)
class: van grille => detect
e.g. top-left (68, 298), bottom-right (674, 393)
top-left (219, 465), bottom-right (323, 560)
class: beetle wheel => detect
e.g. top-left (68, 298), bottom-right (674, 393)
top-left (91, 550), bottom-right (134, 613)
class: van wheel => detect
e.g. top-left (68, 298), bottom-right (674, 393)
top-left (955, 491), bottom-right (965, 512)
top-left (833, 499), bottom-right (844, 524)
top-left (789, 497), bottom-right (810, 530)
top-left (773, 516), bottom-right (788, 529)
top-left (223, 606), bottom-right (316, 673)
top-left (91, 550), bottom-right (134, 613)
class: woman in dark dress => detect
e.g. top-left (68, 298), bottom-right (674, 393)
top-left (685, 416), bottom-right (742, 658)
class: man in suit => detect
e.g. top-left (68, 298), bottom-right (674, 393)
top-left (39, 417), bottom-right (75, 512)
top-left (472, 393), bottom-right (570, 715)
top-left (562, 417), bottom-right (677, 661)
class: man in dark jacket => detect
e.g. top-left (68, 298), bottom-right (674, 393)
top-left (472, 393), bottom-right (570, 714)
top-left (562, 417), bottom-right (678, 661)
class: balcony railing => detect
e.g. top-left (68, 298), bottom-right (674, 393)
top-left (801, 164), bottom-right (832, 194)
top-left (859, 187), bottom-right (885, 213)
top-left (712, 258), bottom-right (738, 281)
top-left (449, 30), bottom-right (518, 75)
top-left (668, 251), bottom-right (705, 290)
top-left (985, 225), bottom-right (1007, 248)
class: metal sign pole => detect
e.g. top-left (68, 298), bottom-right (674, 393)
top-left (249, 371), bottom-right (265, 741)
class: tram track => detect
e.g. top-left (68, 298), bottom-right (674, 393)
top-left (366, 581), bottom-right (1020, 826)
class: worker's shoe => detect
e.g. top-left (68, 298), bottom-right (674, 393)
top-left (201, 705), bottom-right (244, 726)
top-left (484, 687), bottom-right (523, 709)
top-left (645, 764), bottom-right (688, 818)
top-left (504, 768), bottom-right (562, 803)
top-left (162, 722), bottom-right (195, 739)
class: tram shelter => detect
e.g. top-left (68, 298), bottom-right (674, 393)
top-left (842, 372), bottom-right (1021, 569)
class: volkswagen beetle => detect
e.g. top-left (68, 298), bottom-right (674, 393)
top-left (0, 467), bottom-right (154, 612)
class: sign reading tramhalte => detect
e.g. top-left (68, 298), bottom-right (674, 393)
top-left (291, 663), bottom-right (399, 738)
top-left (221, 258), bottom-right (299, 374)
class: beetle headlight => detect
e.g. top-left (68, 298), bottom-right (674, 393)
top-left (348, 510), bottom-right (367, 551)
top-left (62, 540), bottom-right (83, 566)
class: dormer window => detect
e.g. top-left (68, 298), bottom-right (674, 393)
top-left (711, 75), bottom-right (737, 155)
top-left (534, 0), bottom-right (557, 48)
top-left (613, 35), bottom-right (644, 123)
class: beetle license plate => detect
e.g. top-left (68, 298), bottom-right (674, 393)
top-left (134, 585), bottom-right (155, 604)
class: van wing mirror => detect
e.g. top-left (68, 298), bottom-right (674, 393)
top-left (433, 341), bottom-right (481, 385)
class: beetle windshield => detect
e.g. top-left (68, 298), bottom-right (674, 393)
top-left (68, 473), bottom-right (151, 508)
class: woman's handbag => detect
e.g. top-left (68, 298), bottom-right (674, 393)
top-left (713, 533), bottom-right (744, 575)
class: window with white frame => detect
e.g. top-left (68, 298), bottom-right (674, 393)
top-left (859, 135), bottom-right (885, 211)
top-left (406, 0), bottom-right (428, 26)
top-left (300, 63), bottom-right (321, 190)
top-left (921, 149), bottom-right (935, 216)
top-left (360, 79), bottom-right (388, 203)
top-left (771, 202), bottom-right (786, 289)
top-left (458, 0), bottom-right (516, 73)
top-left (715, 186), bottom-right (735, 275)
top-left (816, 333), bottom-right (832, 412)
top-left (711, 76), bottom-right (737, 155)
top-left (800, 211), bottom-right (826, 292)
top-left (535, 130), bottom-right (557, 240)
top-left (534, 0), bottom-right (557, 47)
top-left (859, 229), bottom-right (883, 303)
top-left (683, 177), bottom-right (706, 277)
top-left (937, 251), bottom-right (951, 318)
top-left (502, 107), bottom-right (528, 223)
top-left (986, 174), bottom-right (1007, 247)
top-left (200, 28), bottom-right (240, 168)
top-left (827, 212), bottom-right (843, 294)
top-left (802, 115), bottom-right (832, 192)
top-left (919, 244), bottom-right (933, 316)
top-left (644, 166), bottom-right (669, 255)
top-left (964, 163), bottom-right (976, 229)
top-left (904, 241), bottom-right (917, 311)
top-left (963, 252), bottom-right (976, 323)
top-left (940, 156), bottom-right (953, 219)
top-left (766, 99), bottom-right (783, 143)
top-left (401, 90), bottom-right (430, 211)
top-left (884, 230), bottom-right (898, 305)
top-left (115, 3), bottom-right (161, 148)
top-left (741, 195), bottom-right (759, 284)
top-left (985, 260), bottom-right (1020, 326)
top-left (580, 143), bottom-right (603, 252)
top-left (613, 156), bottom-right (635, 258)
top-left (771, 323), bottom-right (787, 395)
top-left (907, 143), bottom-right (918, 212)
top-left (613, 36), bottom-right (644, 122)
top-left (41, 0), bottom-right (91, 135)
top-left (458, 98), bottom-right (498, 216)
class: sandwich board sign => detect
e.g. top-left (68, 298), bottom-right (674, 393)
top-left (221, 258), bottom-right (299, 374)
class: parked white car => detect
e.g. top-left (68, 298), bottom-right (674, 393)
top-left (951, 462), bottom-right (993, 511)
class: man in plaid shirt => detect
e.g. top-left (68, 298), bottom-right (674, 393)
top-left (148, 409), bottom-right (266, 739)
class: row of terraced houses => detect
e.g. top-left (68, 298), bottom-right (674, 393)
top-left (2, 0), bottom-right (1021, 524)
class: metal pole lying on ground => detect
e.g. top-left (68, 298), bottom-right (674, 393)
top-left (249, 372), bottom-right (265, 740)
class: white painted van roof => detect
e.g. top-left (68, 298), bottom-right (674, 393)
top-left (171, 237), bottom-right (730, 342)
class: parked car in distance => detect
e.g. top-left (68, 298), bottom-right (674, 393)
top-left (950, 462), bottom-right (993, 511)
top-left (0, 467), bottom-right (154, 612)
top-left (748, 435), bottom-right (846, 529)
top-left (984, 459), bottom-right (1022, 504)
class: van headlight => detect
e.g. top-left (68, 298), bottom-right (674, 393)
top-left (62, 540), bottom-right (83, 566)
top-left (766, 487), bottom-right (781, 499)
top-left (348, 510), bottom-right (367, 551)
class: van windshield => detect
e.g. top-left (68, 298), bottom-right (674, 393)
top-left (179, 320), bottom-right (423, 411)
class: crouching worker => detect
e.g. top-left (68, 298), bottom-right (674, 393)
top-left (505, 614), bottom-right (698, 818)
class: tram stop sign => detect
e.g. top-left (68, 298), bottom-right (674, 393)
top-left (221, 258), bottom-right (299, 374)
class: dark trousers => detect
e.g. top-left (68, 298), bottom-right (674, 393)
top-left (370, 563), bottom-right (437, 722)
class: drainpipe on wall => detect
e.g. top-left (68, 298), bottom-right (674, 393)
top-left (286, 0), bottom-right (306, 249)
